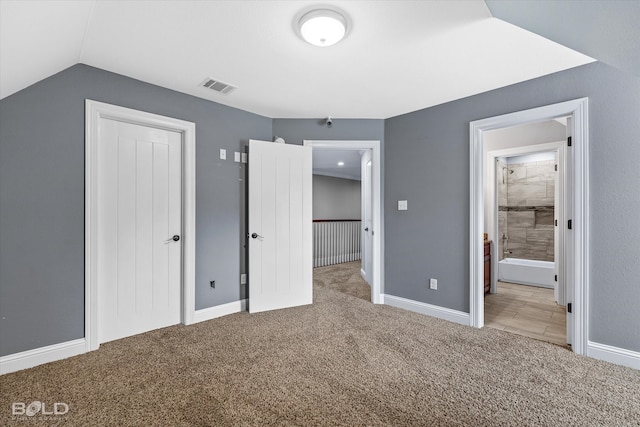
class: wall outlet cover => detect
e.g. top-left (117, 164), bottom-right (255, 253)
top-left (398, 200), bottom-right (408, 211)
top-left (429, 278), bottom-right (437, 290)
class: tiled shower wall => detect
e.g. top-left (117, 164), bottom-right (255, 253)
top-left (498, 159), bottom-right (555, 262)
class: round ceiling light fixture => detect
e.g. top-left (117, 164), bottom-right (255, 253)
top-left (299, 9), bottom-right (347, 47)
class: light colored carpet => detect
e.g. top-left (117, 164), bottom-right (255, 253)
top-left (313, 260), bottom-right (371, 302)
top-left (2, 263), bottom-right (639, 426)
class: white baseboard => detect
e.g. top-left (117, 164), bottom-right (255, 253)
top-left (0, 338), bottom-right (86, 375)
top-left (193, 299), bottom-right (247, 324)
top-left (382, 294), bottom-right (470, 326)
top-left (587, 341), bottom-right (640, 370)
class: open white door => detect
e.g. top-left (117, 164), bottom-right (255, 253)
top-left (361, 150), bottom-right (373, 284)
top-left (248, 139), bottom-right (313, 313)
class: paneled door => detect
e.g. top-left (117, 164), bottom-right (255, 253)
top-left (248, 139), bottom-right (312, 313)
top-left (97, 118), bottom-right (182, 343)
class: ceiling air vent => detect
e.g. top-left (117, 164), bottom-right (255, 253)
top-left (200, 77), bottom-right (237, 95)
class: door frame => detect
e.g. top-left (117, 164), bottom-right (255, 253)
top-left (85, 100), bottom-right (196, 352)
top-left (469, 98), bottom-right (589, 355)
top-left (487, 142), bottom-right (565, 302)
top-left (360, 149), bottom-right (373, 283)
top-left (303, 140), bottom-right (383, 304)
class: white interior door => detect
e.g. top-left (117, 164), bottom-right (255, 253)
top-left (248, 139), bottom-right (312, 313)
top-left (361, 150), bottom-right (373, 284)
top-left (98, 118), bottom-right (182, 343)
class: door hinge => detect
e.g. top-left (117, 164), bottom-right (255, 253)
top-left (554, 164), bottom-right (558, 171)
top-left (567, 302), bottom-right (572, 313)
top-left (567, 136), bottom-right (572, 147)
top-left (568, 219), bottom-right (572, 229)
top-left (554, 274), bottom-right (558, 282)
top-left (555, 219), bottom-right (558, 226)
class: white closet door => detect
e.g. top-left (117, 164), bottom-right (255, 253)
top-left (98, 118), bottom-right (182, 343)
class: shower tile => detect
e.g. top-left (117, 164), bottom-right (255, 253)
top-left (507, 165), bottom-right (527, 183)
top-left (503, 159), bottom-right (556, 263)
top-left (507, 212), bottom-right (535, 228)
top-left (526, 197), bottom-right (554, 206)
top-left (535, 211), bottom-right (554, 227)
top-left (526, 228), bottom-right (554, 245)
top-left (546, 180), bottom-right (555, 198)
top-left (509, 182), bottom-right (547, 199)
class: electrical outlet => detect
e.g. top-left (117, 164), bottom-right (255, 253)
top-left (429, 278), bottom-right (437, 290)
top-left (210, 280), bottom-right (215, 289)
top-left (240, 274), bottom-right (247, 285)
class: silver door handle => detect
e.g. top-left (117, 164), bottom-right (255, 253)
top-left (165, 235), bottom-right (180, 243)
top-left (251, 233), bottom-right (263, 239)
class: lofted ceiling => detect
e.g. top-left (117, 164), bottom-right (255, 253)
top-left (486, 0), bottom-right (640, 78)
top-left (0, 0), bottom-right (596, 119)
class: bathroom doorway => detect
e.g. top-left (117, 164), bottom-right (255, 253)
top-left (469, 98), bottom-right (590, 355)
top-left (486, 141), bottom-right (567, 347)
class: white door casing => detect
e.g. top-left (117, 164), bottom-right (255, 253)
top-left (86, 100), bottom-right (196, 352)
top-left (97, 119), bottom-right (182, 343)
top-left (564, 116), bottom-right (574, 346)
top-left (248, 139), bottom-right (313, 313)
top-left (361, 150), bottom-right (373, 284)
top-left (470, 98), bottom-right (589, 355)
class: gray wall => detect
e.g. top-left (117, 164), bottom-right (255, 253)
top-left (0, 64), bottom-right (272, 356)
top-left (313, 175), bottom-right (361, 220)
top-left (3, 60), bottom-right (639, 356)
top-left (273, 119), bottom-right (385, 147)
top-left (384, 61), bottom-right (640, 351)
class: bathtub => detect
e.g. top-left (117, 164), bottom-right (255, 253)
top-left (498, 258), bottom-right (555, 288)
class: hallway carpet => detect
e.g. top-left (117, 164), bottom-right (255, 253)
top-left (2, 264), bottom-right (639, 426)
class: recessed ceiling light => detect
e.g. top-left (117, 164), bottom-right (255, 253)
top-left (338, 161), bottom-right (345, 166)
top-left (299, 9), bottom-right (347, 47)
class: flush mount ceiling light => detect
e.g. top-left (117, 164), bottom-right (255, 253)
top-left (299, 9), bottom-right (347, 47)
top-left (337, 161), bottom-right (345, 166)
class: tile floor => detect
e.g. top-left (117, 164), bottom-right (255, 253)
top-left (484, 281), bottom-right (568, 348)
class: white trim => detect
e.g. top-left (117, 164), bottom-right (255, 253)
top-left (469, 98), bottom-right (589, 355)
top-left (85, 100), bottom-right (197, 352)
top-left (0, 339), bottom-right (86, 375)
top-left (193, 299), bottom-right (248, 324)
top-left (383, 294), bottom-right (470, 326)
top-left (303, 140), bottom-right (384, 304)
top-left (587, 341), bottom-right (640, 370)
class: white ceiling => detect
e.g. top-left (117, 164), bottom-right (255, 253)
top-left (313, 149), bottom-right (364, 181)
top-left (0, 0), bottom-right (594, 119)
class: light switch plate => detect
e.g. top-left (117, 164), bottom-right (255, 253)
top-left (234, 152), bottom-right (241, 162)
top-left (220, 149), bottom-right (226, 160)
top-left (241, 153), bottom-right (247, 163)
top-left (398, 200), bottom-right (408, 211)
